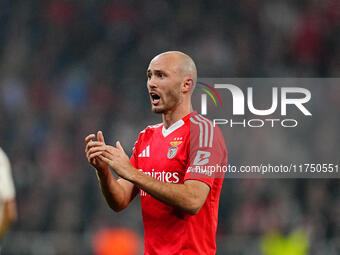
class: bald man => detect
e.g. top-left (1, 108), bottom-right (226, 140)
top-left (85, 51), bottom-right (227, 254)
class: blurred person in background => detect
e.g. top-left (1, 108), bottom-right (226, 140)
top-left (85, 51), bottom-right (227, 254)
top-left (0, 147), bottom-right (17, 253)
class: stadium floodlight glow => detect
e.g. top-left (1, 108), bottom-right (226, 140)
top-left (201, 84), bottom-right (312, 116)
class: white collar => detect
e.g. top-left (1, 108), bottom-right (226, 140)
top-left (162, 119), bottom-right (184, 137)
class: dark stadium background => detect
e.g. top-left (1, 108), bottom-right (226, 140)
top-left (0, 1), bottom-right (339, 254)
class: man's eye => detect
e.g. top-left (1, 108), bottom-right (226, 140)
top-left (158, 73), bottom-right (164, 78)
top-left (147, 74), bottom-right (152, 79)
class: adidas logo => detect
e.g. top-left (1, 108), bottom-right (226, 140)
top-left (138, 145), bottom-right (150, 157)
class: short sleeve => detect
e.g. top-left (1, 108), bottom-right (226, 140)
top-left (184, 116), bottom-right (228, 188)
top-left (130, 130), bottom-right (144, 169)
top-left (130, 141), bottom-right (139, 168)
top-left (0, 148), bottom-right (15, 201)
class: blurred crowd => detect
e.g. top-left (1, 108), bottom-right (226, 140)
top-left (0, 0), bottom-right (339, 254)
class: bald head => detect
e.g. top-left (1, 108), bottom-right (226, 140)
top-left (151, 51), bottom-right (197, 93)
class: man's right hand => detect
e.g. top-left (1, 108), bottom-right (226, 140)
top-left (85, 131), bottom-right (137, 212)
top-left (85, 131), bottom-right (108, 171)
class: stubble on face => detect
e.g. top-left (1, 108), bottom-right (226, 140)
top-left (151, 84), bottom-right (181, 114)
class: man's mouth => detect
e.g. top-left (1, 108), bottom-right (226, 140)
top-left (150, 93), bottom-right (161, 105)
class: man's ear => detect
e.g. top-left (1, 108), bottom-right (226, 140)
top-left (182, 78), bottom-right (193, 93)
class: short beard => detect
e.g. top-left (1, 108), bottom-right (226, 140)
top-left (151, 107), bottom-right (165, 114)
top-left (151, 87), bottom-right (181, 114)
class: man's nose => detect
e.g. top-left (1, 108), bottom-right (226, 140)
top-left (148, 80), bottom-right (157, 89)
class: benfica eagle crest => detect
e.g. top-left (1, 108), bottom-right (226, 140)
top-left (167, 138), bottom-right (183, 159)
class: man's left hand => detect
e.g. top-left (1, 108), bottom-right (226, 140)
top-left (88, 140), bottom-right (135, 180)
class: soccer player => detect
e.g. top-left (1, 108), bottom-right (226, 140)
top-left (85, 51), bottom-right (227, 254)
top-left (0, 147), bottom-right (17, 252)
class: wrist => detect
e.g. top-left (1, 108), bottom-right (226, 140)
top-left (125, 165), bottom-right (139, 183)
top-left (96, 166), bottom-right (110, 178)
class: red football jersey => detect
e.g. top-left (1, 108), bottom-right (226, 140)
top-left (130, 111), bottom-right (228, 255)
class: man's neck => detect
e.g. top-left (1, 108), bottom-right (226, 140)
top-left (162, 105), bottom-right (192, 129)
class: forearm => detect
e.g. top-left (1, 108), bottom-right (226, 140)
top-left (0, 217), bottom-right (11, 240)
top-left (0, 201), bottom-right (16, 240)
top-left (92, 143), bottom-right (208, 214)
top-left (96, 167), bottom-right (127, 212)
top-left (127, 167), bottom-right (202, 214)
